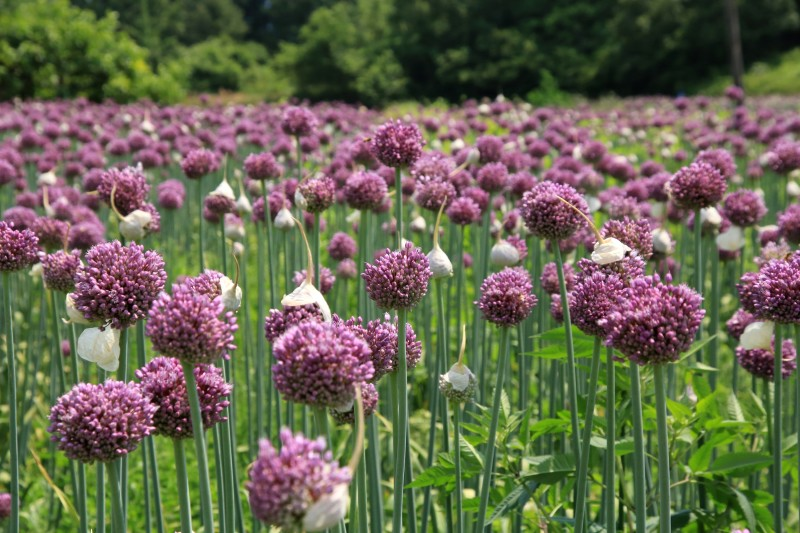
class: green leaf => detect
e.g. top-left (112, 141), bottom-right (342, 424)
top-left (666, 398), bottom-right (693, 420)
top-left (528, 418), bottom-right (571, 441)
top-left (520, 454), bottom-right (575, 484)
top-left (689, 433), bottom-right (735, 473)
top-left (679, 335), bottom-right (717, 362)
top-left (726, 391), bottom-right (745, 422)
top-left (705, 452), bottom-right (772, 476)
top-left (407, 465), bottom-right (453, 488)
top-left (485, 480), bottom-right (538, 526)
top-left (732, 488), bottom-right (757, 532)
top-left (528, 326), bottom-right (596, 359)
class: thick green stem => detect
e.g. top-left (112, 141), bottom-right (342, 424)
top-left (198, 179), bottom-right (205, 271)
top-left (173, 439), bottom-right (193, 533)
top-left (108, 461), bottom-right (125, 533)
top-left (395, 167), bottom-right (403, 249)
top-left (773, 323), bottom-right (784, 533)
top-left (313, 213), bottom-right (321, 292)
top-left (366, 416), bottom-right (383, 532)
top-left (181, 361), bottom-right (215, 533)
top-left (605, 346), bottom-right (616, 533)
top-left (357, 451), bottom-right (369, 533)
top-left (554, 246), bottom-right (581, 458)
top-left (575, 338), bottom-right (602, 533)
top-left (629, 363), bottom-right (647, 532)
top-left (393, 309), bottom-right (409, 533)
top-left (3, 272), bottom-right (19, 532)
top-left (256, 220), bottom-right (266, 439)
top-left (654, 365), bottom-right (671, 533)
top-left (453, 402), bottom-right (464, 533)
top-left (475, 326), bottom-right (510, 533)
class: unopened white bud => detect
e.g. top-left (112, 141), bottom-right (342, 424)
top-left (410, 215), bottom-right (426, 233)
top-left (303, 484), bottom-right (349, 532)
top-left (591, 238), bottom-right (631, 265)
top-left (38, 170), bottom-right (57, 186)
top-left (652, 228), bottom-right (674, 255)
top-left (465, 148), bottom-right (481, 166)
top-left (77, 327), bottom-right (121, 372)
top-left (220, 276), bottom-right (242, 312)
top-left (274, 207), bottom-right (295, 230)
top-left (700, 207), bottom-right (722, 227)
top-left (716, 225), bottom-right (745, 252)
top-left (236, 193), bottom-right (252, 214)
top-left (210, 178), bottom-right (235, 200)
top-left (427, 246), bottom-right (454, 279)
top-left (490, 240), bottom-right (520, 267)
top-left (119, 209), bottom-right (152, 241)
top-left (740, 321), bottom-right (774, 351)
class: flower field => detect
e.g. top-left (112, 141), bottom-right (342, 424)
top-left (1, 92), bottom-right (799, 532)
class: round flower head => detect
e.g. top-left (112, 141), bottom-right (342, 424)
top-left (778, 204), bottom-right (800, 245)
top-left (356, 314), bottom-right (423, 380)
top-left (0, 493), bottom-right (9, 520)
top-left (246, 429), bottom-right (351, 529)
top-left (476, 162), bottom-right (509, 193)
top-left (157, 179), bottom-right (186, 210)
top-left (328, 232), bottom-right (357, 261)
top-left (600, 217), bottom-right (653, 260)
top-left (41, 249), bottom-right (81, 292)
top-left (446, 197), bottom-right (481, 226)
top-left (362, 242), bottom-right (431, 310)
top-left (3, 206), bottom-right (37, 230)
top-left (736, 339), bottom-right (797, 381)
top-left (415, 177), bottom-right (456, 212)
top-left (181, 148), bottom-right (220, 180)
top-left (727, 309), bottom-right (756, 342)
top-left (695, 149), bottom-right (736, 180)
top-left (736, 271), bottom-right (760, 315)
top-left (146, 282), bottom-right (237, 364)
top-left (136, 356), bottom-right (232, 439)
top-left (97, 166), bottom-right (150, 216)
top-left (723, 190), bottom-right (766, 228)
top-left (601, 276), bottom-right (705, 366)
top-left (570, 270), bottom-right (627, 337)
top-left (749, 254), bottom-right (800, 323)
top-left (520, 182), bottom-right (589, 241)
top-left (370, 120), bottom-right (425, 168)
top-left (296, 176), bottom-right (335, 214)
top-left (476, 267), bottom-right (537, 327)
top-left (32, 217), bottom-right (69, 251)
top-left (0, 221), bottom-right (39, 272)
top-left (281, 106), bottom-right (318, 137)
top-left (294, 268), bottom-right (335, 295)
top-left (72, 241), bottom-right (166, 329)
top-left (272, 321), bottom-right (373, 409)
top-left (330, 382), bottom-right (378, 425)
top-left (203, 194), bottom-right (236, 223)
top-left (48, 380), bottom-right (157, 464)
top-left (245, 152), bottom-right (282, 180)
top-left (336, 258), bottom-right (358, 280)
top-left (540, 261), bottom-right (575, 295)
top-left (476, 135), bottom-right (504, 163)
top-left (344, 171), bottom-right (388, 211)
top-left (264, 304), bottom-right (324, 343)
top-left (667, 162), bottom-right (726, 211)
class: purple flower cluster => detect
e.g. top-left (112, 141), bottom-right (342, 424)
top-left (247, 429), bottom-right (351, 529)
top-left (72, 241), bottom-right (166, 329)
top-left (293, 267), bottom-right (335, 295)
top-left (281, 106), bottom-right (318, 137)
top-left (736, 339), bottom-right (796, 381)
top-left (48, 380), bottom-right (157, 464)
top-left (601, 276), bottom-right (704, 365)
top-left (723, 190), bottom-right (766, 227)
top-left (600, 217), bottom-right (653, 260)
top-left (476, 162), bottom-right (509, 193)
top-left (415, 178), bottom-right (456, 212)
top-left (747, 254), bottom-right (800, 323)
top-left (0, 221), bottom-right (39, 272)
top-left (157, 179), bottom-right (186, 210)
top-left (520, 182), bottom-right (588, 241)
top-left (726, 309), bottom-right (756, 341)
top-left (363, 242), bottom-right (431, 310)
top-left (328, 232), bottom-right (357, 261)
top-left (41, 249), bottom-right (81, 292)
top-left (667, 162), bottom-right (726, 211)
top-left (272, 320), bottom-right (373, 409)
top-left (32, 217), bottom-right (69, 251)
top-left (146, 282), bottom-right (237, 364)
top-left (97, 166), bottom-right (150, 215)
top-left (370, 120), bottom-right (425, 168)
top-left (540, 261), bottom-right (575, 295)
top-left (181, 148), bottom-right (220, 180)
top-left (136, 356), bottom-right (232, 439)
top-left (296, 176), bottom-right (335, 213)
top-left (344, 171), bottom-right (388, 211)
top-left (778, 205), bottom-right (800, 245)
top-left (446, 197), bottom-right (481, 225)
top-left (571, 270), bottom-right (627, 337)
top-left (264, 304), bottom-right (324, 343)
top-left (476, 267), bottom-right (537, 327)
top-left (330, 382), bottom-right (379, 425)
top-left (245, 152), bottom-right (283, 180)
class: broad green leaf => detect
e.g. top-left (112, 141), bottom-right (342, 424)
top-left (689, 432), bottom-right (735, 473)
top-left (732, 488), bottom-right (757, 532)
top-left (520, 454), bottom-right (575, 484)
top-left (705, 452), bottom-right (772, 475)
top-left (678, 335), bottom-right (717, 362)
top-left (485, 480), bottom-right (538, 526)
top-left (726, 391), bottom-right (744, 422)
top-left (666, 398), bottom-right (693, 420)
top-left (407, 465), bottom-right (453, 488)
top-left (528, 418), bottom-right (571, 441)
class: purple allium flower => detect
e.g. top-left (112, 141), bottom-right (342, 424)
top-left (540, 261), bottom-right (575, 295)
top-left (446, 197), bottom-right (481, 226)
top-left (293, 268), bottom-right (335, 295)
top-left (580, 140), bottom-right (607, 163)
top-left (157, 179), bottom-right (186, 210)
top-left (97, 166), bottom-right (150, 216)
top-left (264, 304), bottom-right (324, 343)
top-left (778, 205), bottom-right (800, 245)
top-left (362, 242), bottom-right (431, 310)
top-left (3, 206), bottom-right (37, 230)
top-left (246, 429), bottom-right (351, 529)
top-left (343, 314), bottom-right (423, 380)
top-left (0, 221), bottom-right (39, 272)
top-left (695, 149), bottom-right (736, 180)
top-left (766, 142), bottom-right (800, 174)
top-left (370, 120), bottom-right (425, 168)
top-left (737, 339), bottom-right (797, 381)
top-left (520, 182), bottom-right (588, 241)
top-left (337, 258), bottom-right (358, 280)
top-left (667, 162), bottom-right (726, 211)
top-left (723, 190), bottom-right (766, 228)
top-left (41, 249), bottom-right (81, 292)
top-left (570, 270), bottom-right (626, 337)
top-left (415, 177), bottom-right (456, 212)
top-left (476, 267), bottom-right (537, 327)
top-left (147, 282), bottom-right (237, 364)
top-left (0, 493), bottom-right (10, 519)
top-left (272, 321), bottom-right (373, 409)
top-left (330, 382), bottom-right (378, 425)
top-left (600, 217), bottom-right (653, 260)
top-left (245, 152), bottom-right (283, 180)
top-left (296, 176), bottom-right (335, 214)
top-left (462, 186), bottom-right (490, 214)
top-left (68, 221), bottom-right (105, 251)
top-left (48, 380), bottom-right (157, 464)
top-left (476, 162), bottom-right (509, 193)
top-left (749, 254), bottom-right (800, 323)
top-left (727, 309), bottom-right (756, 341)
top-left (550, 293), bottom-right (567, 323)
top-left (178, 269), bottom-right (225, 300)
top-left (476, 135), bottom-right (504, 163)
top-left (181, 149), bottom-right (220, 180)
top-left (328, 232), bottom-right (357, 261)
top-left (32, 217), bottom-right (69, 251)
top-left (203, 194), bottom-right (236, 223)
top-left (725, 85), bottom-right (745, 103)
top-left (344, 171), bottom-right (388, 211)
top-left (757, 241), bottom-right (792, 268)
top-left (737, 271), bottom-right (760, 315)
top-left (136, 356), bottom-right (232, 439)
top-left (281, 107), bottom-right (318, 137)
top-left (72, 241), bottom-right (165, 329)
top-left (601, 276), bottom-right (704, 366)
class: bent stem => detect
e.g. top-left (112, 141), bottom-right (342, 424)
top-left (181, 361), bottom-right (215, 533)
top-left (575, 337), bottom-right (602, 533)
top-left (654, 364), bottom-right (671, 533)
top-left (393, 309), bottom-right (409, 533)
top-left (629, 363), bottom-right (647, 532)
top-left (475, 326), bottom-right (510, 533)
